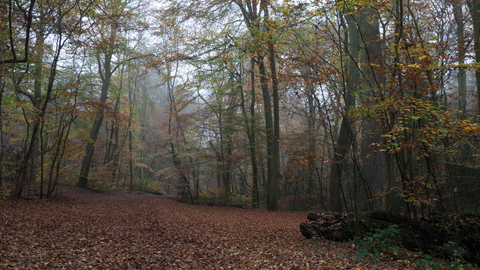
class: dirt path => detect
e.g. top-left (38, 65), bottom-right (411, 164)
top-left (0, 189), bottom-right (409, 269)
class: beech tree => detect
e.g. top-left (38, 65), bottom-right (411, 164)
top-left (77, 0), bottom-right (147, 188)
top-left (2, 0), bottom-right (94, 198)
top-left (233, 0), bottom-right (281, 211)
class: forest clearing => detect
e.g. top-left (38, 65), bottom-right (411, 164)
top-left (0, 187), bottom-right (473, 270)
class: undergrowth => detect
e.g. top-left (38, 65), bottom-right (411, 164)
top-left (355, 225), bottom-right (477, 269)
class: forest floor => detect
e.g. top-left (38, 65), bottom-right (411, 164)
top-left (0, 187), bottom-right (453, 269)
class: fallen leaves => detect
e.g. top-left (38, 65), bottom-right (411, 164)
top-left (1, 188), bottom-right (418, 269)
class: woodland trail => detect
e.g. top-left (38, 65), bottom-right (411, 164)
top-left (1, 188), bottom-right (413, 269)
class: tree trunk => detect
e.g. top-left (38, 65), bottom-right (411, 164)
top-left (302, 65), bottom-right (316, 206)
top-left (234, 0), bottom-right (278, 210)
top-left (0, 68), bottom-right (4, 195)
top-left (128, 66), bottom-right (136, 193)
top-left (77, 53), bottom-right (113, 189)
top-left (264, 4), bottom-right (279, 211)
top-left (259, 59), bottom-right (276, 211)
top-left (470, 0), bottom-right (480, 121)
top-left (239, 58), bottom-right (260, 208)
top-left (249, 58), bottom-right (260, 208)
top-left (129, 126), bottom-right (134, 192)
top-left (359, 5), bottom-right (386, 211)
top-left (30, 26), bottom-right (46, 187)
top-left (454, 0), bottom-right (467, 119)
top-left (329, 8), bottom-right (359, 212)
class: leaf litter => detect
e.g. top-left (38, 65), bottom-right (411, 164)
top-left (1, 188), bottom-right (424, 269)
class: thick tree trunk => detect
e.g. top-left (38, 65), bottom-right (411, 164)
top-left (330, 119), bottom-right (352, 212)
top-left (359, 6), bottom-right (386, 211)
top-left (470, 0), bottom-right (480, 121)
top-left (265, 4), bottom-right (279, 211)
top-left (259, 60), bottom-right (276, 211)
top-left (235, 0), bottom-right (278, 210)
top-left (329, 10), bottom-right (359, 212)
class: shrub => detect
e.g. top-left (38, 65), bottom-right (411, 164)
top-left (134, 180), bottom-right (164, 195)
top-left (356, 225), bottom-right (404, 263)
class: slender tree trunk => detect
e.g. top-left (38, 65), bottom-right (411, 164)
top-left (77, 53), bottom-right (113, 189)
top-left (129, 126), bottom-right (134, 192)
top-left (249, 59), bottom-right (260, 208)
top-left (329, 8), bottom-right (359, 212)
top-left (128, 67), bottom-right (135, 193)
top-left (302, 65), bottom-right (316, 206)
top-left (166, 66), bottom-right (192, 202)
top-left (39, 121), bottom-right (45, 199)
top-left (29, 29), bottom-right (45, 186)
top-left (110, 70), bottom-right (123, 183)
top-left (0, 68), bottom-right (4, 195)
top-left (454, 0), bottom-right (467, 118)
top-left (105, 122), bottom-right (112, 165)
top-left (239, 58), bottom-right (260, 208)
top-left (193, 163), bottom-right (199, 201)
top-left (113, 113), bottom-right (120, 183)
top-left (224, 138), bottom-right (233, 198)
top-left (218, 107), bottom-right (228, 197)
top-left (48, 116), bottom-right (76, 198)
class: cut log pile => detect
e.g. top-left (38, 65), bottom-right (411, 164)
top-left (300, 212), bottom-right (354, 242)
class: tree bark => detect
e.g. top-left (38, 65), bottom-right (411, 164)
top-left (259, 59), bottom-right (276, 210)
top-left (234, 0), bottom-right (278, 211)
top-left (264, 2), bottom-right (279, 211)
top-left (469, 0), bottom-right (480, 121)
top-left (305, 66), bottom-right (316, 206)
top-left (359, 5), bottom-right (386, 211)
top-left (329, 7), bottom-right (359, 212)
